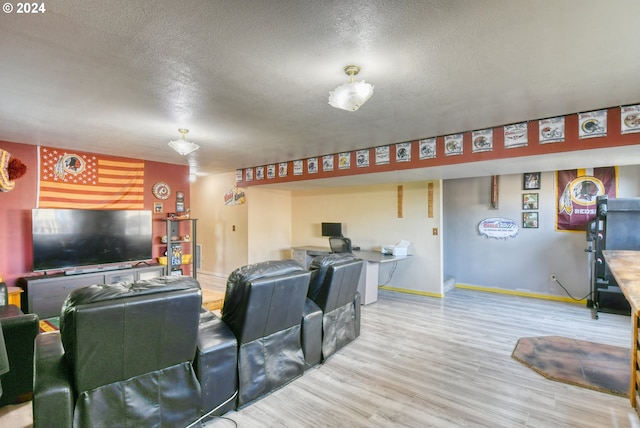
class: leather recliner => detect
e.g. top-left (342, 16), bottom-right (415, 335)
top-left (221, 259), bottom-right (314, 408)
top-left (0, 282), bottom-right (39, 406)
top-left (307, 253), bottom-right (363, 361)
top-left (32, 276), bottom-right (238, 427)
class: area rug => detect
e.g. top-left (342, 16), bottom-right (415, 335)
top-left (512, 336), bottom-right (630, 397)
top-left (39, 317), bottom-right (59, 333)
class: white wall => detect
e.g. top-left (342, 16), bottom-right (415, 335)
top-left (190, 172), bottom-right (248, 277)
top-left (443, 165), bottom-right (640, 298)
top-left (247, 187), bottom-right (292, 263)
top-left (291, 181), bottom-right (443, 295)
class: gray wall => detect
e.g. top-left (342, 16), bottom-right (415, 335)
top-left (443, 165), bottom-right (640, 298)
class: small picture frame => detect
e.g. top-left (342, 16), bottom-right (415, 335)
top-left (523, 193), bottom-right (539, 210)
top-left (523, 212), bottom-right (539, 228)
top-left (153, 202), bottom-right (163, 214)
top-left (176, 201), bottom-right (185, 213)
top-left (523, 172), bottom-right (541, 190)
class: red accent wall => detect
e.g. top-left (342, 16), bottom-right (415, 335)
top-left (0, 141), bottom-right (189, 288)
top-left (237, 106), bottom-right (640, 187)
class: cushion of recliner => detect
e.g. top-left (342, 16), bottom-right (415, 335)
top-left (222, 260), bottom-right (310, 343)
top-left (308, 254), bottom-right (361, 310)
top-left (60, 276), bottom-right (201, 393)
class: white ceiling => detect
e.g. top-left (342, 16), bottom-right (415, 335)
top-left (2, 1), bottom-right (639, 186)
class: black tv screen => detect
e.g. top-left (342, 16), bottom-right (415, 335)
top-left (32, 208), bottom-right (153, 271)
top-left (321, 222), bottom-right (342, 237)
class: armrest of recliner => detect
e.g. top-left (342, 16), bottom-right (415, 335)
top-left (33, 332), bottom-right (74, 428)
top-left (0, 306), bottom-right (39, 406)
top-left (301, 299), bottom-right (322, 369)
top-left (195, 311), bottom-right (238, 416)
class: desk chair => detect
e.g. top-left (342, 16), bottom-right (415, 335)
top-left (329, 236), bottom-right (352, 253)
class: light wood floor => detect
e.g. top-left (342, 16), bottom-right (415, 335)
top-left (3, 282), bottom-right (639, 428)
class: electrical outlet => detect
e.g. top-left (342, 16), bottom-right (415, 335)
top-left (551, 274), bottom-right (557, 281)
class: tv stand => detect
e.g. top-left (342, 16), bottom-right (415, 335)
top-left (19, 264), bottom-right (165, 319)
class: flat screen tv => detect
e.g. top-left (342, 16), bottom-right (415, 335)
top-left (321, 222), bottom-right (342, 237)
top-left (32, 208), bottom-right (153, 272)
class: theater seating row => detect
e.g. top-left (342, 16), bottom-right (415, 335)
top-left (31, 253), bottom-right (363, 427)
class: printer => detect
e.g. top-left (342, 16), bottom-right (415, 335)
top-left (381, 240), bottom-right (410, 256)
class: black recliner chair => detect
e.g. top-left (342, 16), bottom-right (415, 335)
top-left (307, 253), bottom-right (363, 361)
top-left (0, 282), bottom-right (39, 406)
top-left (33, 276), bottom-right (238, 427)
top-left (221, 259), bottom-right (314, 408)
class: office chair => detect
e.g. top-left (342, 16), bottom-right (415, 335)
top-left (329, 236), bottom-right (352, 253)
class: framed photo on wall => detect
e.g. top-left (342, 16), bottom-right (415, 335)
top-left (523, 212), bottom-right (539, 228)
top-left (523, 193), bottom-right (538, 210)
top-left (153, 202), bottom-right (163, 213)
top-left (523, 172), bottom-right (541, 190)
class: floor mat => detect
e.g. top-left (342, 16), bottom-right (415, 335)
top-left (39, 317), bottom-right (59, 332)
top-left (512, 335), bottom-right (629, 397)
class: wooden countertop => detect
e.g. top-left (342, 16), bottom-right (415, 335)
top-left (603, 250), bottom-right (640, 314)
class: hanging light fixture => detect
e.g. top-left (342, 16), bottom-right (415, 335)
top-left (328, 65), bottom-right (374, 112)
top-left (168, 128), bottom-right (200, 155)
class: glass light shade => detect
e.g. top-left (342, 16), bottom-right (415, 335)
top-left (168, 139), bottom-right (200, 155)
top-left (328, 80), bottom-right (374, 111)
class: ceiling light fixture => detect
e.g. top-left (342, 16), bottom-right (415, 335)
top-left (328, 65), bottom-right (374, 112)
top-left (168, 128), bottom-right (200, 155)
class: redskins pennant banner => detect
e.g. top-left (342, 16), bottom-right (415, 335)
top-left (556, 166), bottom-right (617, 232)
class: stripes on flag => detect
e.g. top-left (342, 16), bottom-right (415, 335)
top-left (38, 146), bottom-right (145, 209)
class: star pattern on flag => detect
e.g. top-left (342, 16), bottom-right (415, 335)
top-left (41, 148), bottom-right (98, 184)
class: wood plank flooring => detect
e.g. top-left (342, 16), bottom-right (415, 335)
top-left (204, 288), bottom-right (638, 428)
top-left (2, 285), bottom-right (639, 427)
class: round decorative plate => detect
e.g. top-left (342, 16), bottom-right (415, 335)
top-left (152, 182), bottom-right (171, 200)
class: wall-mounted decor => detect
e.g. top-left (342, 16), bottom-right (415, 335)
top-left (0, 148), bottom-right (27, 192)
top-left (356, 149), bottom-right (369, 167)
top-left (176, 190), bottom-right (185, 213)
top-left (621, 104), bottom-right (640, 134)
top-left (490, 175), bottom-right (499, 209)
top-left (504, 122), bottom-right (528, 148)
top-left (322, 155), bottom-right (334, 171)
top-left (472, 128), bottom-right (493, 153)
top-left (419, 138), bottom-right (436, 159)
top-left (538, 116), bottom-right (565, 144)
top-left (154, 202), bottom-right (163, 213)
top-left (266, 164), bottom-right (275, 178)
top-left (396, 142), bottom-right (411, 162)
top-left (478, 218), bottom-right (519, 240)
top-left (338, 152), bottom-right (350, 169)
top-left (444, 134), bottom-right (463, 156)
top-left (375, 146), bottom-right (390, 165)
top-left (256, 166), bottom-right (265, 179)
top-left (245, 168), bottom-right (253, 182)
top-left (307, 158), bottom-right (318, 174)
top-left (556, 166), bottom-right (617, 231)
top-left (152, 181), bottom-right (171, 200)
top-left (578, 110), bottom-right (607, 139)
top-left (293, 160), bottom-right (303, 176)
top-left (523, 172), bottom-right (540, 190)
top-left (523, 193), bottom-right (538, 210)
top-left (278, 162), bottom-right (287, 177)
top-left (523, 212), bottom-right (538, 228)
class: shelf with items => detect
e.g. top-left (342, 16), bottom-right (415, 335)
top-left (162, 217), bottom-right (198, 279)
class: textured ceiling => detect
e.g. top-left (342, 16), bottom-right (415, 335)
top-left (1, 1), bottom-right (639, 184)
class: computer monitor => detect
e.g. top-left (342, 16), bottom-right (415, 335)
top-left (321, 222), bottom-right (342, 237)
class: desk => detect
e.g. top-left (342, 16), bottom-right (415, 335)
top-left (602, 250), bottom-right (640, 412)
top-left (291, 247), bottom-right (409, 305)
